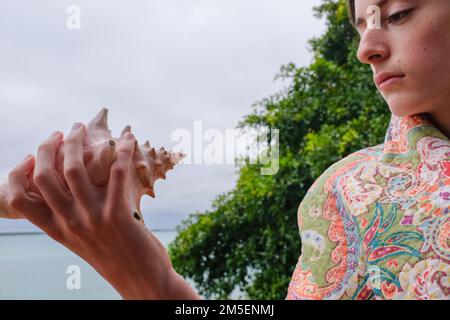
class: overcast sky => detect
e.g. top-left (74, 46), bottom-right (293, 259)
top-left (0, 0), bottom-right (326, 233)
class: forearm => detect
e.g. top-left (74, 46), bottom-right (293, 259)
top-left (92, 228), bottom-right (203, 300)
top-left (166, 269), bottom-right (204, 300)
top-left (109, 266), bottom-right (202, 300)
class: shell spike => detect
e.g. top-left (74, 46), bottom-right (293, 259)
top-left (87, 107), bottom-right (109, 130)
top-left (170, 152), bottom-right (185, 165)
top-left (121, 125), bottom-right (132, 137)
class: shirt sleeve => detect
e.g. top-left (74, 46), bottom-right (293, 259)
top-left (285, 156), bottom-right (364, 300)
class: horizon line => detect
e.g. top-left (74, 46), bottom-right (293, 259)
top-left (0, 229), bottom-right (178, 236)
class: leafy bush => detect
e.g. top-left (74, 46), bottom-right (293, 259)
top-left (168, 0), bottom-right (390, 299)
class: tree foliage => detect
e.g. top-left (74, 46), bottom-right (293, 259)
top-left (168, 0), bottom-right (391, 299)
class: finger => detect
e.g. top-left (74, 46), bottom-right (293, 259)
top-left (106, 132), bottom-right (136, 209)
top-left (8, 155), bottom-right (53, 227)
top-left (55, 141), bottom-right (69, 190)
top-left (64, 123), bottom-right (95, 207)
top-left (34, 131), bottom-right (72, 214)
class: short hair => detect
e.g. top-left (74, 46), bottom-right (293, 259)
top-left (347, 0), bottom-right (356, 28)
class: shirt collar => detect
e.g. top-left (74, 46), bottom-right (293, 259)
top-left (383, 113), bottom-right (449, 155)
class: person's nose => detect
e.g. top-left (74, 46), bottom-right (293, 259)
top-left (356, 28), bottom-right (390, 65)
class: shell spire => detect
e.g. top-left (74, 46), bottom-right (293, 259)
top-left (134, 139), bottom-right (186, 199)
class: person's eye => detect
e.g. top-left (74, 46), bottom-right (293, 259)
top-left (387, 9), bottom-right (413, 24)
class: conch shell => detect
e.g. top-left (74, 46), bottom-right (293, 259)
top-left (0, 108), bottom-right (185, 224)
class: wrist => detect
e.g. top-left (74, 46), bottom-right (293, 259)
top-left (98, 257), bottom-right (172, 299)
top-left (107, 266), bottom-right (173, 300)
top-left (165, 268), bottom-right (203, 300)
top-left (113, 267), bottom-right (201, 300)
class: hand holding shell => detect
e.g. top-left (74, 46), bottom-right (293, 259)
top-left (0, 108), bottom-right (185, 224)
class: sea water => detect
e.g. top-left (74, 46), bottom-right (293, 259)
top-left (0, 231), bottom-right (178, 299)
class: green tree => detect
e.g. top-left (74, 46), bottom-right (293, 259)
top-left (168, 0), bottom-right (391, 299)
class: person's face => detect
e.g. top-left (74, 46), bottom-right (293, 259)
top-left (354, 0), bottom-right (450, 117)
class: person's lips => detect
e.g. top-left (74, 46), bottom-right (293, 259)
top-left (374, 72), bottom-right (405, 88)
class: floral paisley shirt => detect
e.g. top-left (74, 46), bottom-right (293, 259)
top-left (286, 112), bottom-right (450, 300)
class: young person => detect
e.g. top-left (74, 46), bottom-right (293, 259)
top-left (286, 0), bottom-right (449, 299)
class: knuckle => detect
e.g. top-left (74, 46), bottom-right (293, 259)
top-left (64, 135), bottom-right (79, 146)
top-left (64, 163), bottom-right (83, 180)
top-left (111, 165), bottom-right (127, 181)
top-left (65, 217), bottom-right (85, 234)
top-left (37, 142), bottom-right (53, 154)
top-left (7, 194), bottom-right (25, 211)
top-left (8, 169), bottom-right (19, 182)
top-left (34, 171), bottom-right (49, 187)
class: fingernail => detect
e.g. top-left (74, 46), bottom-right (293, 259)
top-left (71, 122), bottom-right (82, 131)
top-left (123, 132), bottom-right (134, 140)
top-left (50, 131), bottom-right (62, 138)
top-left (22, 154), bottom-right (32, 162)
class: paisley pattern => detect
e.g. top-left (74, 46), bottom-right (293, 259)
top-left (286, 113), bottom-right (450, 300)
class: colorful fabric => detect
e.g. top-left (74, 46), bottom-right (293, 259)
top-left (286, 112), bottom-right (450, 300)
